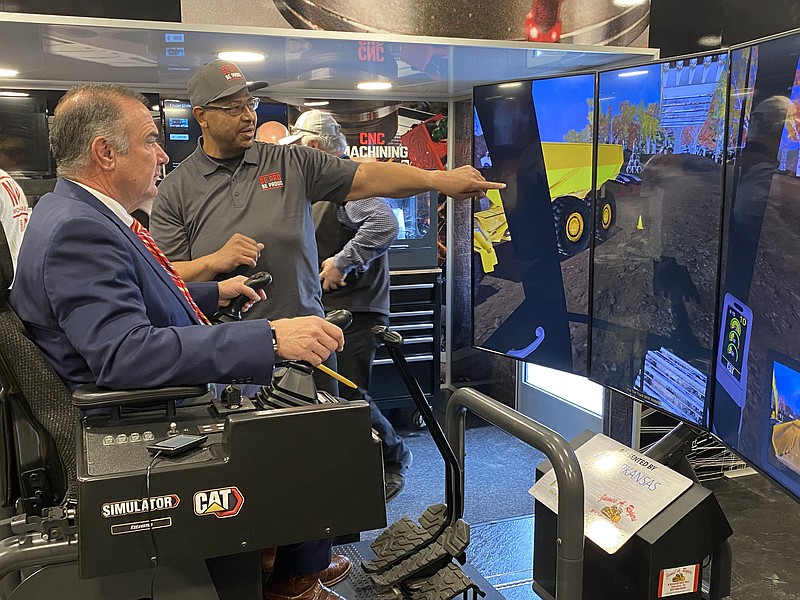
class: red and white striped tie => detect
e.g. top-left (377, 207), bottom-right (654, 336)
top-left (130, 218), bottom-right (211, 325)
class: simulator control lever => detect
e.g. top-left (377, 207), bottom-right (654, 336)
top-left (324, 309), bottom-right (353, 331)
top-left (212, 271), bottom-right (273, 324)
top-left (256, 310), bottom-right (355, 408)
top-left (372, 325), bottom-right (403, 348)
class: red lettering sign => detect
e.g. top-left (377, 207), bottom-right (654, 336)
top-left (357, 41), bottom-right (384, 62)
top-left (359, 132), bottom-right (386, 145)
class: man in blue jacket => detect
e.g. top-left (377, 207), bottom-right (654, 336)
top-left (10, 83), bottom-right (348, 600)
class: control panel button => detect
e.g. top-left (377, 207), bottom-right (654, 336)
top-left (115, 434), bottom-right (128, 444)
top-left (143, 431), bottom-right (155, 441)
top-left (198, 423), bottom-right (225, 434)
top-left (102, 435), bottom-right (115, 446)
top-left (129, 433), bottom-right (141, 443)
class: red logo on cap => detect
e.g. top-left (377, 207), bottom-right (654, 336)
top-left (259, 172), bottom-right (284, 191)
top-left (219, 64), bottom-right (245, 82)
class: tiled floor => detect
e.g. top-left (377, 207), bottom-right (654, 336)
top-left (366, 419), bottom-right (800, 599)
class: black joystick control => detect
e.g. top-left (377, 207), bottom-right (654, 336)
top-left (324, 309), bottom-right (353, 331)
top-left (255, 309), bottom-right (354, 409)
top-left (211, 271), bottom-right (273, 324)
top-left (371, 324), bottom-right (404, 347)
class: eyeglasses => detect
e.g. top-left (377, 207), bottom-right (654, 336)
top-left (202, 97), bottom-right (260, 116)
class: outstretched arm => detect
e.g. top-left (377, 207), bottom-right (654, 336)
top-left (346, 163), bottom-right (504, 202)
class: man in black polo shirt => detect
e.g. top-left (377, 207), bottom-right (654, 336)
top-left (151, 60), bottom-right (503, 600)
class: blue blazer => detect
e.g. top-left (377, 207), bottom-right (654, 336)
top-left (10, 179), bottom-right (273, 390)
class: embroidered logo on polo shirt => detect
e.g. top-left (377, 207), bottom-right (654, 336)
top-left (259, 172), bottom-right (284, 190)
top-left (219, 64), bottom-right (245, 82)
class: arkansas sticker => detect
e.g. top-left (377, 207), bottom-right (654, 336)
top-left (259, 171), bottom-right (284, 190)
top-left (658, 564), bottom-right (699, 597)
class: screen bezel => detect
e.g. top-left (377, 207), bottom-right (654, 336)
top-left (0, 94), bottom-right (54, 178)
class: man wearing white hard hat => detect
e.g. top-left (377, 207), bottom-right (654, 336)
top-left (282, 110), bottom-right (413, 503)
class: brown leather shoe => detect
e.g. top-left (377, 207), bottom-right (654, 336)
top-left (263, 575), bottom-right (347, 600)
top-left (319, 554), bottom-right (352, 586)
top-left (262, 552), bottom-right (350, 587)
top-left (261, 547), bottom-right (277, 573)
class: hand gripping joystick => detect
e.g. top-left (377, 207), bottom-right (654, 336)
top-left (324, 309), bottom-right (353, 331)
top-left (211, 271), bottom-right (273, 324)
top-left (257, 309), bottom-right (355, 408)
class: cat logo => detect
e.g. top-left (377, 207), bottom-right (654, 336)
top-left (193, 486), bottom-right (244, 518)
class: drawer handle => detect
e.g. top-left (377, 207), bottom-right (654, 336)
top-left (390, 324), bottom-right (434, 331)
top-left (390, 284), bottom-right (435, 291)
top-left (391, 310), bottom-right (434, 318)
top-left (404, 336), bottom-right (434, 344)
top-left (374, 354), bottom-right (434, 365)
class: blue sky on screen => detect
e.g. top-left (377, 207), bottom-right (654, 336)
top-left (598, 63), bottom-right (661, 119)
top-left (775, 360), bottom-right (800, 416)
top-left (531, 73), bottom-right (595, 142)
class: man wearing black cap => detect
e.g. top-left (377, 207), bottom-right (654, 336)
top-left (151, 59), bottom-right (502, 323)
top-left (150, 61), bottom-right (502, 600)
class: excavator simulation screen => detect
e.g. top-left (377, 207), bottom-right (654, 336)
top-left (710, 32), bottom-right (800, 503)
top-left (472, 73), bottom-right (596, 375)
top-left (588, 52), bottom-right (729, 427)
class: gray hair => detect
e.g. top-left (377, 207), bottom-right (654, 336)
top-left (50, 84), bottom-right (149, 178)
top-left (301, 131), bottom-right (348, 157)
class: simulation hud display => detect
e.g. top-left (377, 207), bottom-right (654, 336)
top-left (589, 52), bottom-right (729, 427)
top-left (712, 32), bottom-right (800, 501)
top-left (472, 73), bottom-right (600, 375)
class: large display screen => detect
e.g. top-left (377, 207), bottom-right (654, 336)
top-left (589, 53), bottom-right (729, 427)
top-left (712, 32), bottom-right (800, 501)
top-left (471, 73), bottom-right (598, 375)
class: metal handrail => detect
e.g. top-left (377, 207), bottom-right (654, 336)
top-left (445, 387), bottom-right (585, 600)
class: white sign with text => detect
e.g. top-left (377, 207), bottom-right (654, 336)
top-left (529, 433), bottom-right (693, 553)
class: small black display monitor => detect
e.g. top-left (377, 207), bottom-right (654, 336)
top-left (589, 51), bottom-right (729, 427)
top-left (386, 190), bottom-right (438, 270)
top-left (472, 72), bottom-right (597, 375)
top-left (162, 99), bottom-right (201, 172)
top-left (0, 95), bottom-right (52, 177)
top-left (711, 31), bottom-right (800, 502)
top-left (161, 98), bottom-right (288, 173)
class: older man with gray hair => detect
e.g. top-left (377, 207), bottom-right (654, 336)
top-left (10, 83), bottom-right (348, 600)
top-left (280, 109), bottom-right (414, 500)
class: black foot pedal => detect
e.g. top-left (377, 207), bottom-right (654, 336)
top-left (417, 504), bottom-right (448, 535)
top-left (406, 562), bottom-right (485, 600)
top-left (365, 504), bottom-right (448, 572)
top-left (369, 520), bottom-right (470, 588)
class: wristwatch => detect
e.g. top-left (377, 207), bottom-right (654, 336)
top-left (270, 327), bottom-right (280, 358)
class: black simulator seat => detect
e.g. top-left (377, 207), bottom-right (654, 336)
top-left (0, 225), bottom-right (386, 600)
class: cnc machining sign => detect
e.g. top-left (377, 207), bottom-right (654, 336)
top-left (530, 433), bottom-right (693, 553)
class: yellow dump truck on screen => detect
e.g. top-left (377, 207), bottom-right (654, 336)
top-left (474, 142), bottom-right (624, 274)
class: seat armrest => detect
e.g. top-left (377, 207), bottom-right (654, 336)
top-left (72, 384), bottom-right (210, 410)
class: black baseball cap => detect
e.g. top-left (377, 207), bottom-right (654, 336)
top-left (188, 59), bottom-right (268, 107)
